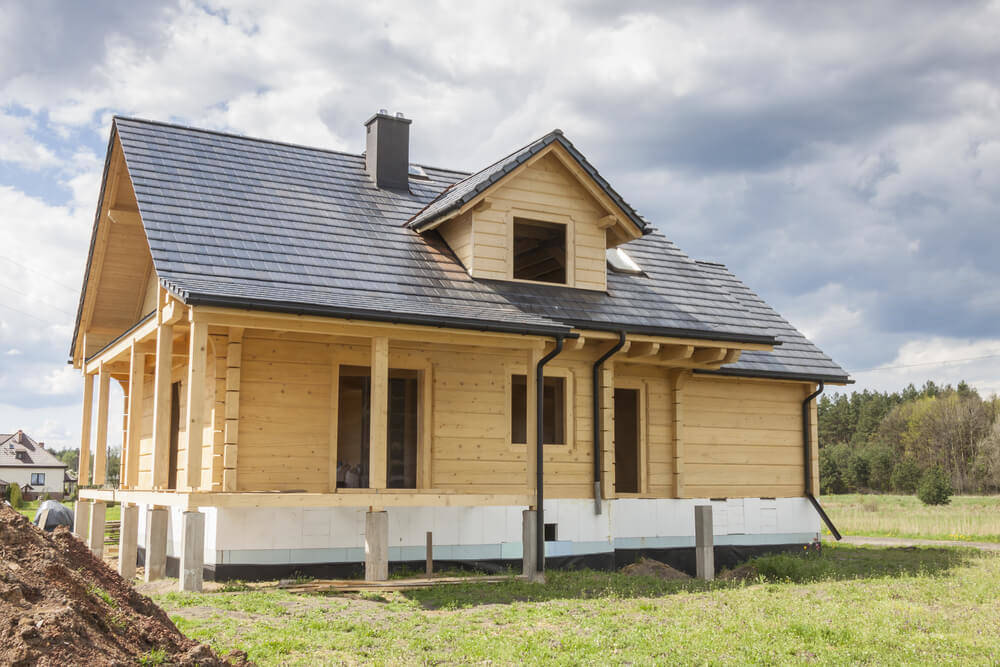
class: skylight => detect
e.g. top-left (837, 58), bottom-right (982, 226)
top-left (606, 247), bottom-right (643, 274)
top-left (408, 164), bottom-right (429, 180)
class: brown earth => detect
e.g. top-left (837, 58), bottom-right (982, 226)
top-left (0, 504), bottom-right (249, 666)
top-left (620, 557), bottom-right (691, 580)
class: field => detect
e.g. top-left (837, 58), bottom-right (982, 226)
top-left (14, 498), bottom-right (122, 524)
top-left (154, 545), bottom-right (1000, 665)
top-left (821, 494), bottom-right (1000, 542)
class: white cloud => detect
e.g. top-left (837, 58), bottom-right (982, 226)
top-left (852, 337), bottom-right (1000, 397)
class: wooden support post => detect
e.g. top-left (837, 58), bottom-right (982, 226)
top-left (223, 328), bottom-right (243, 492)
top-left (124, 343), bottom-right (145, 490)
top-left (695, 505), bottom-right (714, 581)
top-left (669, 370), bottom-right (689, 498)
top-left (184, 320), bottom-right (208, 490)
top-left (525, 347), bottom-right (541, 507)
top-left (179, 511), bottom-right (205, 592)
top-left (599, 362), bottom-right (615, 500)
top-left (144, 507), bottom-right (168, 582)
top-left (118, 504), bottom-right (139, 580)
top-left (425, 531), bottom-right (433, 577)
top-left (93, 363), bottom-right (110, 486)
top-left (364, 510), bottom-right (389, 581)
top-left (151, 324), bottom-right (174, 489)
top-left (329, 350), bottom-right (339, 492)
top-left (78, 374), bottom-right (94, 487)
top-left (87, 501), bottom-right (107, 559)
top-left (369, 336), bottom-right (389, 489)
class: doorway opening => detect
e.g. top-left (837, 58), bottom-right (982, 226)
top-left (168, 381), bottom-right (181, 490)
top-left (614, 387), bottom-right (640, 494)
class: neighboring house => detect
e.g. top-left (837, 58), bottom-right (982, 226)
top-left (64, 470), bottom-right (78, 498)
top-left (0, 431), bottom-right (68, 500)
top-left (71, 113), bottom-right (850, 587)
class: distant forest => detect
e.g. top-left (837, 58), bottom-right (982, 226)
top-left (818, 381), bottom-right (1000, 495)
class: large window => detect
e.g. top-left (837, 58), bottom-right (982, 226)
top-left (30, 472), bottom-right (45, 486)
top-left (336, 365), bottom-right (420, 489)
top-left (513, 218), bottom-right (567, 284)
top-left (511, 374), bottom-right (566, 445)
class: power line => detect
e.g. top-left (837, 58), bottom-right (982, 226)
top-left (0, 280), bottom-right (76, 316)
top-left (0, 254), bottom-right (80, 293)
top-left (0, 301), bottom-right (64, 326)
top-left (851, 353), bottom-right (1000, 374)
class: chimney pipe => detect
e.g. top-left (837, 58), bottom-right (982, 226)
top-left (365, 111), bottom-right (411, 191)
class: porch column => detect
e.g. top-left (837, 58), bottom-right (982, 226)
top-left (93, 363), bottom-right (110, 486)
top-left (87, 500), bottom-right (107, 559)
top-left (124, 342), bottom-right (146, 489)
top-left (118, 503), bottom-right (139, 580)
top-left (184, 319), bottom-right (208, 490)
top-left (151, 323), bottom-right (174, 489)
top-left (668, 370), bottom-right (689, 498)
top-left (369, 336), bottom-right (389, 489)
top-left (78, 373), bottom-right (94, 487)
top-left (179, 510), bottom-right (205, 592)
top-left (144, 507), bottom-right (169, 582)
top-left (223, 328), bottom-right (243, 492)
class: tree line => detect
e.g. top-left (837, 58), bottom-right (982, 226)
top-left (818, 380), bottom-right (1000, 495)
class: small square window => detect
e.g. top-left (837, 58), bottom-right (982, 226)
top-left (513, 218), bottom-right (566, 284)
top-left (31, 472), bottom-right (45, 486)
top-left (511, 374), bottom-right (566, 445)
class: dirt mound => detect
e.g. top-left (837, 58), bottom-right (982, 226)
top-left (719, 563), bottom-right (760, 582)
top-left (621, 557), bottom-right (691, 580)
top-left (0, 504), bottom-right (247, 666)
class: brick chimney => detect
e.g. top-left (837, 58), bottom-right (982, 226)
top-left (365, 110), bottom-right (411, 191)
top-left (37, 441), bottom-right (44, 449)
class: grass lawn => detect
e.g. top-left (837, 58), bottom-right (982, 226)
top-left (154, 544), bottom-right (1000, 665)
top-left (14, 498), bottom-right (122, 523)
top-left (820, 494), bottom-right (1000, 542)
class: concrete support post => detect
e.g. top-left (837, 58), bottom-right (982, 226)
top-left (144, 507), bottom-right (169, 582)
top-left (118, 504), bottom-right (139, 580)
top-left (364, 510), bottom-right (388, 581)
top-left (87, 501), bottom-right (107, 559)
top-left (695, 505), bottom-right (714, 581)
top-left (179, 511), bottom-right (205, 592)
top-left (73, 500), bottom-right (91, 542)
top-left (522, 509), bottom-right (544, 583)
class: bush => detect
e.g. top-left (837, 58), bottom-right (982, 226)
top-left (8, 483), bottom-right (23, 509)
top-left (891, 458), bottom-right (923, 493)
top-left (917, 466), bottom-right (953, 505)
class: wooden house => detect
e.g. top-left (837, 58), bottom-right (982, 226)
top-left (71, 113), bottom-right (849, 589)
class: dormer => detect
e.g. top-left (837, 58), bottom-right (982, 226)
top-left (408, 131), bottom-right (646, 291)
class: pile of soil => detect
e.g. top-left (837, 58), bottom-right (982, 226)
top-left (620, 557), bottom-right (691, 580)
top-left (0, 504), bottom-right (246, 666)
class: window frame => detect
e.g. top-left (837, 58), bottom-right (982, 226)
top-left (31, 472), bottom-right (45, 486)
top-left (504, 207), bottom-right (576, 288)
top-left (506, 365), bottom-right (574, 450)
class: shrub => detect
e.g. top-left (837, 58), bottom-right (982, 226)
top-left (891, 458), bottom-right (922, 493)
top-left (8, 483), bottom-right (23, 509)
top-left (917, 466), bottom-right (953, 505)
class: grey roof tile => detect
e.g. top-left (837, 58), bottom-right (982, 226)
top-left (108, 117), bottom-right (848, 381)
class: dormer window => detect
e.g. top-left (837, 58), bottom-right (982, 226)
top-left (513, 218), bottom-right (567, 284)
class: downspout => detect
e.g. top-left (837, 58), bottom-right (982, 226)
top-left (802, 381), bottom-right (842, 540)
top-left (591, 331), bottom-right (627, 514)
top-left (536, 336), bottom-right (566, 574)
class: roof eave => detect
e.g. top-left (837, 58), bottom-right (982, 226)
top-left (693, 367), bottom-right (854, 385)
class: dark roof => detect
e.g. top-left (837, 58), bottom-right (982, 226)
top-left (0, 432), bottom-right (67, 469)
top-left (92, 116), bottom-right (848, 382)
top-left (408, 130), bottom-right (647, 234)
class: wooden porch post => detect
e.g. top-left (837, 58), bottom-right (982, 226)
top-left (599, 361), bottom-right (615, 500)
top-left (124, 342), bottom-right (145, 489)
top-left (184, 320), bottom-right (208, 490)
top-left (78, 373), bottom-right (94, 486)
top-left (669, 369), bottom-right (689, 498)
top-left (223, 328), bottom-right (243, 492)
top-left (369, 336), bottom-right (389, 489)
top-left (525, 347), bottom-right (541, 508)
top-left (93, 363), bottom-right (110, 486)
top-left (150, 323), bottom-right (174, 489)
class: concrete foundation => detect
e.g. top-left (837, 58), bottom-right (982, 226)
top-left (144, 507), bottom-right (168, 582)
top-left (695, 504), bottom-right (714, 580)
top-left (73, 500), bottom-right (91, 542)
top-left (118, 504), bottom-right (139, 580)
top-left (87, 501), bottom-right (106, 559)
top-left (179, 511), bottom-right (205, 592)
top-left (364, 510), bottom-right (388, 581)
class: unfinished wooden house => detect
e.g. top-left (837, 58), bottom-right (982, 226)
top-left (71, 113), bottom-right (849, 588)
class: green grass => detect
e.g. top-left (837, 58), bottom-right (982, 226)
top-left (154, 544), bottom-right (1000, 665)
top-left (821, 494), bottom-right (1000, 542)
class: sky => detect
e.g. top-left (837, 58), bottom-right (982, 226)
top-left (1, 0), bottom-right (999, 452)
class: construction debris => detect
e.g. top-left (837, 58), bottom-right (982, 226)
top-left (0, 504), bottom-right (247, 666)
